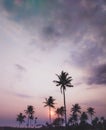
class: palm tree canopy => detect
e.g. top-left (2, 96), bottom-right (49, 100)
top-left (80, 112), bottom-right (88, 122)
top-left (25, 105), bottom-right (35, 115)
top-left (16, 113), bottom-right (26, 123)
top-left (55, 106), bottom-right (65, 117)
top-left (53, 71), bottom-right (73, 93)
top-left (44, 96), bottom-right (55, 108)
top-left (71, 104), bottom-right (81, 114)
top-left (87, 107), bottom-right (95, 116)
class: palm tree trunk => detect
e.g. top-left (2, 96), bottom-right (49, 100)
top-left (49, 106), bottom-right (51, 124)
top-left (19, 122), bottom-right (20, 128)
top-left (63, 89), bottom-right (67, 127)
top-left (28, 116), bottom-right (29, 128)
top-left (91, 115), bottom-right (92, 124)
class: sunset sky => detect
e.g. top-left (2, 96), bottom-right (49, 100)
top-left (0, 0), bottom-right (106, 126)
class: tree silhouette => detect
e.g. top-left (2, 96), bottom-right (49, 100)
top-left (87, 107), bottom-right (95, 124)
top-left (69, 113), bottom-right (78, 125)
top-left (44, 96), bottom-right (55, 124)
top-left (55, 106), bottom-right (65, 126)
top-left (53, 71), bottom-right (73, 126)
top-left (16, 113), bottom-right (26, 127)
top-left (92, 117), bottom-right (99, 128)
top-left (70, 104), bottom-right (81, 124)
top-left (53, 117), bottom-right (64, 127)
top-left (55, 106), bottom-right (65, 118)
top-left (25, 105), bottom-right (35, 127)
top-left (80, 112), bottom-right (88, 124)
top-left (34, 117), bottom-right (37, 128)
top-left (71, 104), bottom-right (81, 114)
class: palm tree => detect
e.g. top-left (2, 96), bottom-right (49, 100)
top-left (92, 117), bottom-right (99, 127)
top-left (34, 117), bottom-right (37, 128)
top-left (25, 105), bottom-right (35, 127)
top-left (71, 104), bottom-right (81, 124)
top-left (53, 117), bottom-right (64, 127)
top-left (100, 117), bottom-right (105, 130)
top-left (55, 106), bottom-right (65, 118)
top-left (87, 107), bottom-right (95, 123)
top-left (44, 96), bottom-right (55, 124)
top-left (80, 112), bottom-right (88, 124)
top-left (71, 104), bottom-right (81, 114)
top-left (53, 71), bottom-right (73, 126)
top-left (55, 106), bottom-right (65, 126)
top-left (16, 113), bottom-right (26, 127)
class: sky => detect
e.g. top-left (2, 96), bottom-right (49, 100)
top-left (0, 0), bottom-right (106, 127)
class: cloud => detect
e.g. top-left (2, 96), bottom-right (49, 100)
top-left (87, 64), bottom-right (106, 85)
top-left (15, 93), bottom-right (33, 99)
top-left (80, 100), bottom-right (106, 107)
top-left (15, 64), bottom-right (26, 72)
top-left (15, 64), bottom-right (26, 81)
top-left (1, 0), bottom-right (106, 71)
top-left (1, 0), bottom-right (106, 44)
top-left (1, 88), bottom-right (33, 99)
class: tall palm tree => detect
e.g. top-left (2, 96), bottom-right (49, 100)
top-left (53, 71), bottom-right (73, 126)
top-left (25, 105), bottom-right (35, 127)
top-left (16, 113), bottom-right (26, 127)
top-left (87, 107), bottom-right (95, 123)
top-left (44, 96), bottom-right (55, 124)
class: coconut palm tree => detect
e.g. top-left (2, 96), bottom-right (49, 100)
top-left (55, 106), bottom-right (65, 118)
top-left (87, 107), bottom-right (95, 123)
top-left (44, 96), bottom-right (55, 124)
top-left (71, 104), bottom-right (81, 124)
top-left (53, 117), bottom-right (64, 127)
top-left (16, 113), bottom-right (26, 127)
top-left (55, 106), bottom-right (65, 126)
top-left (92, 117), bottom-right (99, 127)
top-left (53, 71), bottom-right (73, 126)
top-left (34, 117), bottom-right (37, 128)
top-left (71, 104), bottom-right (81, 114)
top-left (80, 112), bottom-right (88, 124)
top-left (70, 113), bottom-right (78, 125)
top-left (25, 105), bottom-right (35, 127)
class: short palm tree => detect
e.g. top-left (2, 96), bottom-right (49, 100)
top-left (55, 106), bottom-right (65, 126)
top-left (71, 104), bottom-right (81, 114)
top-left (53, 117), bottom-right (64, 127)
top-left (87, 107), bottom-right (95, 123)
top-left (16, 113), bottom-right (26, 127)
top-left (55, 106), bottom-right (65, 118)
top-left (70, 113), bottom-right (78, 125)
top-left (44, 96), bottom-right (55, 124)
top-left (71, 104), bottom-right (81, 124)
top-left (80, 112), bottom-right (88, 124)
top-left (53, 71), bottom-right (73, 126)
top-left (92, 117), bottom-right (99, 126)
top-left (25, 105), bottom-right (35, 127)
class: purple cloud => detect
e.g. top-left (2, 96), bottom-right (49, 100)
top-left (87, 64), bottom-right (106, 85)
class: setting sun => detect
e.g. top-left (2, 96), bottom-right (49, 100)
top-left (51, 110), bottom-right (55, 117)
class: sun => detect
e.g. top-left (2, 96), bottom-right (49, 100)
top-left (51, 110), bottom-right (55, 117)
